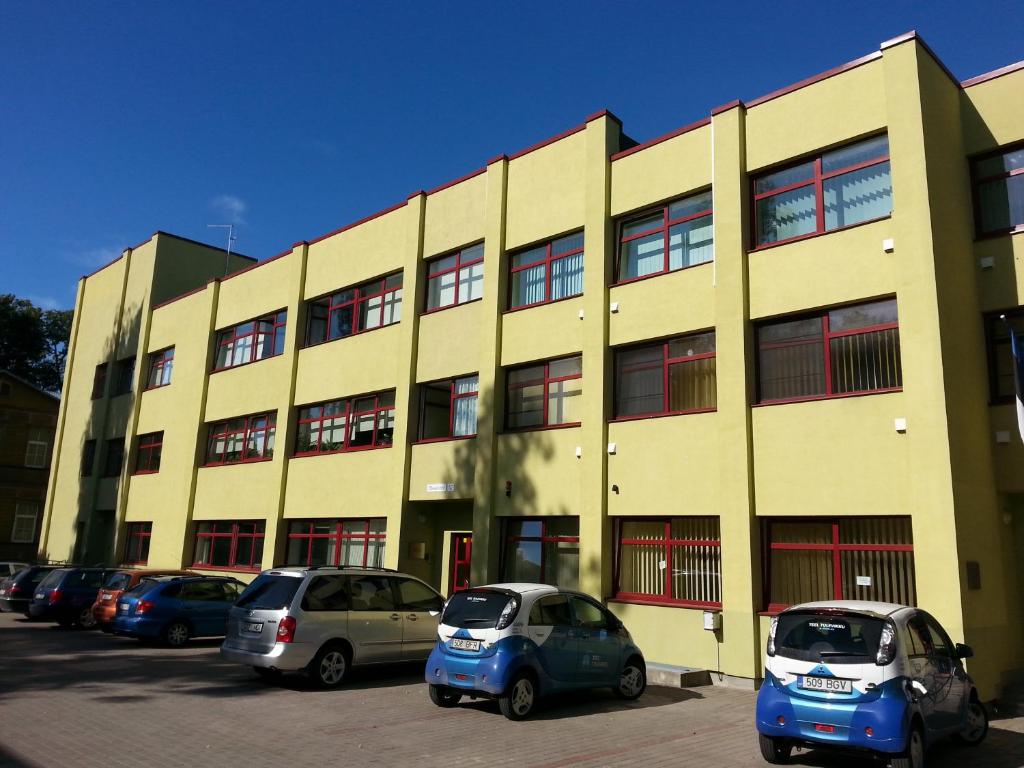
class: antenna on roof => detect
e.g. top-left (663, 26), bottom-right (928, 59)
top-left (207, 223), bottom-right (237, 276)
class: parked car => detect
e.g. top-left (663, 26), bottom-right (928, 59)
top-left (110, 575), bottom-right (244, 646)
top-left (425, 583), bottom-right (647, 720)
top-left (91, 569), bottom-right (195, 630)
top-left (756, 600), bottom-right (988, 768)
top-left (0, 561), bottom-right (29, 577)
top-left (220, 566), bottom-right (445, 687)
top-left (0, 565), bottom-right (59, 615)
top-left (28, 567), bottom-right (116, 627)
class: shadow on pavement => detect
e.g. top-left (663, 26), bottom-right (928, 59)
top-left (453, 684), bottom-right (703, 721)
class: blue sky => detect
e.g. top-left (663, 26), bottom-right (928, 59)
top-left (1, 1), bottom-right (1020, 310)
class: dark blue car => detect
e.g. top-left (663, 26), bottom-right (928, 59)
top-left (110, 575), bottom-right (244, 646)
top-left (28, 567), bottom-right (116, 628)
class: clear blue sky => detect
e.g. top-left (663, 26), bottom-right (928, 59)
top-left (1, 1), bottom-right (1020, 310)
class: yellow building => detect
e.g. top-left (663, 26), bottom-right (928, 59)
top-left (41, 33), bottom-right (1024, 699)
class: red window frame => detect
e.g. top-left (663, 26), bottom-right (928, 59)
top-left (425, 244), bottom-right (484, 312)
top-left (501, 519), bottom-right (579, 584)
top-left (123, 522), bottom-right (152, 565)
top-left (751, 135), bottom-right (891, 249)
top-left (113, 357), bottom-right (135, 396)
top-left (213, 310), bottom-right (287, 371)
top-left (285, 519), bottom-right (387, 567)
top-left (613, 332), bottom-right (717, 420)
top-left (971, 141), bottom-right (1024, 238)
top-left (146, 347), bottom-right (174, 389)
top-left (305, 272), bottom-right (403, 346)
top-left (204, 412), bottom-right (276, 466)
top-left (417, 375), bottom-right (479, 441)
top-left (92, 363), bottom-right (108, 400)
top-left (615, 192), bottom-right (713, 284)
top-left (505, 355), bottom-right (582, 431)
top-left (294, 391), bottom-right (396, 456)
top-left (613, 517), bottom-right (722, 609)
top-left (134, 432), bottom-right (163, 475)
top-left (192, 520), bottom-right (265, 571)
top-left (450, 533), bottom-right (472, 593)
top-left (507, 234), bottom-right (584, 310)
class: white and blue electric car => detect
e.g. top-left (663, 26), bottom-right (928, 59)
top-left (756, 601), bottom-right (988, 767)
top-left (425, 583), bottom-right (646, 719)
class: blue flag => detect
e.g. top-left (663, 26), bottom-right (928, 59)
top-left (1009, 321), bottom-right (1024, 444)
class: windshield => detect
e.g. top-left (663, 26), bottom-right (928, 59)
top-left (441, 590), bottom-right (518, 629)
top-left (775, 611), bottom-right (885, 663)
top-left (104, 573), bottom-right (133, 591)
top-left (37, 569), bottom-right (68, 590)
top-left (236, 574), bottom-right (302, 610)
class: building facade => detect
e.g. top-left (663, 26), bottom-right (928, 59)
top-left (40, 33), bottom-right (1024, 698)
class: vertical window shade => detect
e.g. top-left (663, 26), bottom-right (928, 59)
top-left (419, 376), bottom-right (478, 439)
top-left (617, 191), bottom-right (713, 281)
top-left (614, 332), bottom-right (716, 417)
top-left (286, 519), bottom-right (386, 568)
top-left (509, 233), bottom-right (584, 308)
top-left (973, 146), bottom-right (1024, 235)
top-left (616, 518), bottom-right (721, 606)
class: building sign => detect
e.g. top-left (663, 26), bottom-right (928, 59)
top-left (426, 483), bottom-right (455, 493)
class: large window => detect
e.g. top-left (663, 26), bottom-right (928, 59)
top-left (24, 427), bottom-right (49, 468)
top-left (614, 518), bottom-right (721, 607)
top-left (11, 502), bottom-right (39, 544)
top-left (419, 375), bottom-right (478, 440)
top-left (134, 432), bottom-right (163, 474)
top-left (91, 363), bottom-right (108, 399)
top-left (753, 135), bottom-right (892, 247)
top-left (972, 143), bottom-right (1024, 236)
top-left (509, 233), bottom-right (584, 309)
top-left (193, 521), bottom-right (265, 570)
top-left (113, 357), bottom-right (135, 396)
top-left (756, 298), bottom-right (902, 403)
top-left (617, 191), bottom-right (713, 282)
top-left (102, 438), bottom-right (125, 477)
top-left (285, 519), bottom-right (386, 568)
top-left (214, 311), bottom-right (287, 371)
top-left (987, 309), bottom-right (1024, 402)
top-left (505, 355), bottom-right (582, 430)
top-left (426, 244), bottom-right (484, 311)
top-left (124, 522), bottom-right (152, 565)
top-left (501, 518), bottom-right (579, 589)
top-left (205, 412), bottom-right (276, 465)
top-left (306, 273), bottom-right (403, 345)
top-left (147, 347), bottom-right (174, 389)
top-left (763, 517), bottom-right (915, 611)
top-left (614, 331), bottom-right (716, 418)
top-left (295, 392), bottom-right (395, 456)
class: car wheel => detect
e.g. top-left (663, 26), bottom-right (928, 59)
top-left (309, 644), bottom-right (349, 688)
top-left (78, 608), bottom-right (98, 629)
top-left (954, 697), bottom-right (989, 746)
top-left (613, 658), bottom-right (646, 700)
top-left (499, 671), bottom-right (537, 720)
top-left (428, 684), bottom-right (463, 708)
top-left (757, 733), bottom-right (792, 764)
top-left (163, 621), bottom-right (191, 647)
top-left (891, 723), bottom-right (925, 768)
top-left (253, 666), bottom-right (282, 681)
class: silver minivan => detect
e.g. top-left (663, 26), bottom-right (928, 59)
top-left (220, 566), bottom-right (445, 687)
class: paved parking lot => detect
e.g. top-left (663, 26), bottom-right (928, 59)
top-left (1, 612), bottom-right (1023, 768)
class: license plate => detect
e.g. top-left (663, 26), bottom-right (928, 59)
top-left (799, 675), bottom-right (852, 693)
top-left (450, 638), bottom-right (480, 651)
top-left (244, 622), bottom-right (263, 633)
top-left (101, 594), bottom-right (113, 601)
top-left (119, 603), bottom-right (130, 612)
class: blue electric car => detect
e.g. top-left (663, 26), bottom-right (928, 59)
top-left (111, 575), bottom-right (244, 646)
top-left (425, 583), bottom-right (646, 719)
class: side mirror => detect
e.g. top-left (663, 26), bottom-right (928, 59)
top-left (956, 643), bottom-right (974, 659)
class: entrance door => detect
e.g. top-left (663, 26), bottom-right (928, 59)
top-left (449, 533), bottom-right (472, 595)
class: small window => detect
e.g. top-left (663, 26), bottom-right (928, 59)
top-left (102, 439), bottom-right (125, 477)
top-left (509, 233), bottom-right (584, 309)
top-left (985, 309), bottom-right (1024, 402)
top-left (426, 244), bottom-right (484, 311)
top-left (24, 427), bottom-right (49, 468)
top-left (305, 273), bottom-right (403, 345)
top-left (395, 578), bottom-right (443, 612)
top-left (616, 191), bottom-right (713, 282)
top-left (205, 412), bottom-right (276, 465)
top-left (193, 521), bottom-right (265, 570)
top-left (123, 522), bottom-right (152, 564)
top-left (505, 355), bottom-right (582, 430)
top-left (113, 357), bottom-right (135, 396)
top-left (92, 363), bottom-right (108, 399)
top-left (182, 581), bottom-right (229, 602)
top-left (528, 594), bottom-right (573, 627)
top-left (214, 311), bottom-right (287, 371)
top-left (502, 518), bottom-right (579, 588)
top-left (134, 432), bottom-right (163, 474)
top-left (294, 392), bottom-right (395, 456)
top-left (348, 575), bottom-right (396, 612)
top-left (419, 375), bottom-right (478, 440)
top-left (614, 331), bottom-right (717, 418)
top-left (570, 596), bottom-right (611, 630)
top-left (237, 573), bottom-right (302, 610)
top-left (285, 519), bottom-right (386, 568)
top-left (146, 348), bottom-right (174, 389)
top-left (81, 439), bottom-right (97, 477)
top-left (615, 517), bottom-right (721, 607)
top-left (971, 143), bottom-right (1024, 236)
top-left (302, 576), bottom-right (350, 611)
top-left (11, 502), bottom-right (39, 544)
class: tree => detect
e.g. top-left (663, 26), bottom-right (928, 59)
top-left (0, 294), bottom-right (73, 394)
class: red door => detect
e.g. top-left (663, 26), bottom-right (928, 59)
top-left (450, 534), bottom-right (472, 594)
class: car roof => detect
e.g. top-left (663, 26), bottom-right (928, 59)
top-left (259, 567), bottom-right (416, 578)
top-left (785, 600), bottom-right (912, 619)
top-left (472, 583), bottom-right (561, 596)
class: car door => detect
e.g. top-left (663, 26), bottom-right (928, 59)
top-left (527, 594), bottom-right (578, 684)
top-left (569, 596), bottom-right (621, 685)
top-left (180, 581), bottom-right (227, 636)
top-left (393, 577), bottom-right (444, 660)
top-left (346, 574), bottom-right (403, 663)
top-left (904, 613), bottom-right (941, 735)
top-left (922, 613), bottom-right (966, 734)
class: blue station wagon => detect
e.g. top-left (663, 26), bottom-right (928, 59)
top-left (111, 575), bottom-right (244, 646)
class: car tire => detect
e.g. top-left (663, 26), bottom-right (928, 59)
top-left (891, 723), bottom-right (925, 768)
top-left (163, 621), bottom-right (191, 647)
top-left (953, 697), bottom-right (989, 746)
top-left (428, 684), bottom-right (463, 708)
top-left (308, 644), bottom-right (350, 688)
top-left (499, 671), bottom-right (537, 720)
top-left (78, 608), bottom-right (98, 629)
top-left (613, 657), bottom-right (647, 700)
top-left (758, 733), bottom-right (792, 764)
top-left (253, 666), bottom-right (282, 681)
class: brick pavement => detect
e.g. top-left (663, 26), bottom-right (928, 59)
top-left (1, 612), bottom-right (1022, 768)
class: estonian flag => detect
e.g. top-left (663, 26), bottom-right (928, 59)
top-left (1007, 316), bottom-right (1024, 444)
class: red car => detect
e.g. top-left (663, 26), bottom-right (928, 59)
top-left (92, 569), bottom-right (194, 630)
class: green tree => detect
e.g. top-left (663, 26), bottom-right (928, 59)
top-left (0, 294), bottom-right (73, 394)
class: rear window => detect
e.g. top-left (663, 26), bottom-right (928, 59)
top-left (442, 590), bottom-right (518, 629)
top-left (37, 569), bottom-right (68, 589)
top-left (104, 573), bottom-right (133, 591)
top-left (19, 567), bottom-right (55, 587)
top-left (125, 578), bottom-right (160, 596)
top-left (775, 611), bottom-right (885, 663)
top-left (236, 574), bottom-right (303, 611)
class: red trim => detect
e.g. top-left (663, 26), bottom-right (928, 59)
top-left (614, 192), bottom-right (712, 283)
top-left (505, 355), bottom-right (582, 430)
top-left (970, 142), bottom-right (1024, 238)
top-left (305, 271), bottom-right (402, 346)
top-left (487, 154), bottom-right (508, 165)
top-left (501, 518), bottom-right (579, 584)
top-left (585, 109), bottom-right (621, 124)
top-left (610, 118), bottom-right (711, 162)
top-left (754, 387), bottom-right (902, 407)
top-left (151, 282), bottom-right (212, 311)
top-left (507, 233), bottom-right (584, 309)
top-left (145, 348), bottom-right (174, 390)
top-left (424, 244), bottom-right (484, 312)
top-left (961, 60), bottom-right (1024, 88)
top-left (418, 374), bottom-right (478, 440)
top-left (306, 200), bottom-right (408, 247)
top-left (414, 435), bottom-right (477, 445)
top-left (508, 124), bottom-right (586, 161)
top-left (745, 52), bottom-right (882, 110)
top-left (879, 31), bottom-right (959, 87)
top-left (608, 596), bottom-right (722, 610)
top-left (204, 412), bottom-right (277, 465)
top-left (450, 533), bottom-right (472, 594)
top-left (503, 292), bottom-right (582, 315)
top-left (285, 518), bottom-right (386, 568)
top-left (217, 248), bottom-right (292, 284)
top-left (749, 214), bottom-right (891, 253)
top-left (82, 253), bottom-right (124, 280)
top-left (123, 522), bottom-right (152, 565)
top-left (294, 390), bottom-right (396, 456)
top-left (610, 408), bottom-right (716, 424)
top-left (710, 99), bottom-right (743, 116)
top-left (213, 310), bottom-right (287, 371)
top-left (133, 432), bottom-right (163, 475)
top-left (153, 231), bottom-right (255, 262)
top-left (427, 167), bottom-right (487, 196)
top-left (191, 565), bottom-right (262, 574)
top-left (193, 520), bottom-right (265, 571)
top-left (504, 421), bottom-right (581, 434)
top-left (613, 331), bottom-right (717, 419)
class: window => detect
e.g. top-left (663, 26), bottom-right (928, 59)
top-left (502, 518), bottom-right (579, 589)
top-left (349, 575), bottom-right (395, 611)
top-left (972, 143), bottom-right (1024, 236)
top-left (426, 244), bottom-right (484, 311)
top-left (214, 311), bottom-right (287, 370)
top-left (753, 134), bottom-right (892, 247)
top-left (617, 191), bottom-right (713, 282)
top-left (134, 432), bottom-right (163, 474)
top-left (294, 392), bottom-right (395, 456)
top-left (614, 517), bottom-right (721, 607)
top-left (81, 439), bottom-right (97, 477)
top-left (147, 348), bottom-right (174, 389)
top-left (193, 521), bottom-right (265, 570)
top-left (11, 502), bottom-right (39, 544)
top-left (91, 363), bottom-right (108, 399)
top-left (124, 522), bottom-right (152, 564)
top-left (102, 438), bottom-right (125, 477)
top-left (205, 412), bottom-right (276, 465)
top-left (395, 578), bottom-right (443, 612)
top-left (419, 375), bottom-right (478, 440)
top-left (756, 298), bottom-right (902, 403)
top-left (24, 427), bottom-right (49, 468)
top-left (285, 519), bottom-right (386, 567)
top-left (763, 517), bottom-right (915, 611)
top-left (986, 309), bottom-right (1024, 402)
top-left (113, 357), bottom-right (135, 396)
top-left (509, 232), bottom-right (584, 309)
top-left (301, 576), bottom-right (350, 611)
top-left (528, 594), bottom-right (573, 626)
top-left (614, 331), bottom-right (716, 418)
top-left (505, 355), bottom-right (582, 429)
top-left (306, 273), bottom-right (403, 345)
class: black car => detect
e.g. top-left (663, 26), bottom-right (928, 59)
top-left (0, 565), bottom-right (59, 615)
top-left (28, 567), bottom-right (116, 628)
